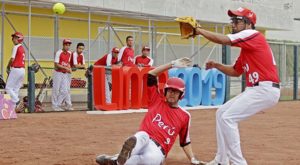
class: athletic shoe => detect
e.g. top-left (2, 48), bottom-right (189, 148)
top-left (61, 104), bottom-right (74, 111)
top-left (52, 106), bottom-right (64, 112)
top-left (96, 154), bottom-right (117, 165)
top-left (206, 159), bottom-right (230, 165)
top-left (117, 136), bottom-right (137, 165)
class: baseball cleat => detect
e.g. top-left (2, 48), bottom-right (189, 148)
top-left (117, 136), bottom-right (137, 165)
top-left (96, 154), bottom-right (117, 165)
top-left (205, 159), bottom-right (230, 165)
top-left (52, 106), bottom-right (64, 112)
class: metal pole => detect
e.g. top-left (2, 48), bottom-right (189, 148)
top-left (28, 0), bottom-right (31, 64)
top-left (88, 8), bottom-right (91, 66)
top-left (148, 19), bottom-right (152, 58)
top-left (107, 15), bottom-right (111, 53)
top-left (54, 14), bottom-right (59, 55)
top-left (163, 34), bottom-right (166, 64)
top-left (222, 45), bottom-right (231, 102)
top-left (1, 1), bottom-right (5, 75)
top-left (293, 45), bottom-right (298, 100)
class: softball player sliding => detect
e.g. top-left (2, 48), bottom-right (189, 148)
top-left (51, 39), bottom-right (72, 111)
top-left (96, 58), bottom-right (204, 165)
top-left (6, 32), bottom-right (25, 109)
top-left (192, 7), bottom-right (280, 165)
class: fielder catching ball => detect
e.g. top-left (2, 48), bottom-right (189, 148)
top-left (176, 7), bottom-right (280, 165)
top-left (96, 58), bottom-right (205, 165)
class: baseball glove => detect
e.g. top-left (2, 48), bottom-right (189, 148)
top-left (31, 63), bottom-right (40, 73)
top-left (175, 16), bottom-right (201, 39)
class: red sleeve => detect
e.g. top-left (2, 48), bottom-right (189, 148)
top-left (227, 30), bottom-right (259, 49)
top-left (233, 55), bottom-right (244, 74)
top-left (147, 86), bottom-right (161, 105)
top-left (179, 113), bottom-right (191, 147)
top-left (94, 55), bottom-right (107, 65)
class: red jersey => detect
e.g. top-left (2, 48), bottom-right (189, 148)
top-left (118, 46), bottom-right (135, 66)
top-left (227, 29), bottom-right (279, 86)
top-left (139, 82), bottom-right (191, 156)
top-left (134, 55), bottom-right (153, 67)
top-left (54, 49), bottom-right (71, 73)
top-left (70, 51), bottom-right (85, 67)
top-left (94, 54), bottom-right (118, 66)
top-left (11, 44), bottom-right (25, 68)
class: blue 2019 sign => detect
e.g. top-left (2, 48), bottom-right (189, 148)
top-left (168, 68), bottom-right (226, 106)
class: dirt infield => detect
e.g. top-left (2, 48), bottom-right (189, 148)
top-left (1, 101), bottom-right (300, 165)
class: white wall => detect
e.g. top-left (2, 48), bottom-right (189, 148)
top-left (47, 0), bottom-right (293, 30)
top-left (266, 0), bottom-right (300, 42)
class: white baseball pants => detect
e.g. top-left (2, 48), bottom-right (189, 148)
top-left (51, 71), bottom-right (71, 108)
top-left (5, 67), bottom-right (25, 103)
top-left (105, 74), bottom-right (112, 103)
top-left (125, 131), bottom-right (165, 165)
top-left (214, 81), bottom-right (280, 165)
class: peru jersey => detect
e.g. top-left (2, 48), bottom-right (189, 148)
top-left (54, 50), bottom-right (71, 73)
top-left (134, 55), bottom-right (153, 67)
top-left (227, 29), bottom-right (279, 86)
top-left (118, 46), bottom-right (135, 66)
top-left (70, 51), bottom-right (85, 67)
top-left (139, 86), bottom-right (191, 156)
top-left (94, 54), bottom-right (118, 66)
top-left (11, 44), bottom-right (25, 68)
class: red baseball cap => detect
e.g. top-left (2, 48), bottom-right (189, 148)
top-left (111, 47), bottom-right (119, 53)
top-left (63, 39), bottom-right (72, 44)
top-left (228, 7), bottom-right (256, 25)
top-left (142, 46), bottom-right (150, 51)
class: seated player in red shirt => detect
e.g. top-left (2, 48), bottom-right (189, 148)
top-left (134, 46), bottom-right (154, 67)
top-left (96, 58), bottom-right (205, 165)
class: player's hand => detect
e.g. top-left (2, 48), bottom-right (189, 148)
top-left (205, 60), bottom-right (217, 70)
top-left (171, 57), bottom-right (192, 68)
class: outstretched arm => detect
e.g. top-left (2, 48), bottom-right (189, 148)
top-left (206, 60), bottom-right (241, 77)
top-left (195, 27), bottom-right (232, 45)
top-left (148, 57), bottom-right (192, 76)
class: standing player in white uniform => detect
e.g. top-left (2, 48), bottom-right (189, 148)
top-left (96, 58), bottom-right (204, 165)
top-left (52, 39), bottom-right (72, 111)
top-left (193, 7), bottom-right (280, 165)
top-left (6, 32), bottom-right (25, 109)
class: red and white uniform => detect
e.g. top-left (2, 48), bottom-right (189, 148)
top-left (52, 50), bottom-right (72, 109)
top-left (94, 54), bottom-right (118, 66)
top-left (124, 75), bottom-right (191, 165)
top-left (70, 51), bottom-right (85, 68)
top-left (5, 44), bottom-right (26, 103)
top-left (11, 44), bottom-right (25, 68)
top-left (140, 85), bottom-right (191, 155)
top-left (213, 29), bottom-right (281, 165)
top-left (54, 50), bottom-right (71, 73)
top-left (118, 46), bottom-right (135, 66)
top-left (229, 29), bottom-right (279, 86)
top-left (134, 55), bottom-right (153, 67)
